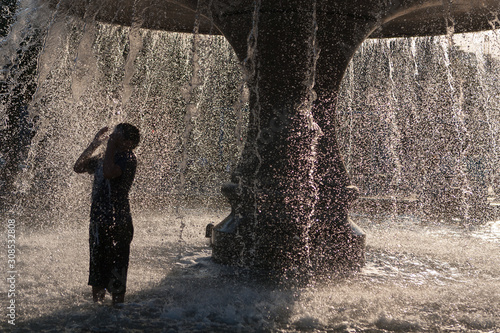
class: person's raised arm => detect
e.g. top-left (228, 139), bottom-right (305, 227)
top-left (73, 127), bottom-right (109, 173)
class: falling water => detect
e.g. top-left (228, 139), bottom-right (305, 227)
top-left (300, 0), bottom-right (322, 273)
top-left (243, 0), bottom-right (262, 268)
top-left (384, 39), bottom-right (403, 221)
top-left (1, 1), bottom-right (499, 332)
top-left (338, 31), bottom-right (500, 223)
top-left (476, 42), bottom-right (500, 197)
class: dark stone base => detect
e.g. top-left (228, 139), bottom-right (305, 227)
top-left (208, 210), bottom-right (366, 276)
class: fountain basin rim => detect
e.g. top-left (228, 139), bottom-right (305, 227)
top-left (44, 0), bottom-right (499, 38)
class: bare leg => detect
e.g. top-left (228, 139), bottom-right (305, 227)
top-left (92, 286), bottom-right (106, 303)
top-left (112, 292), bottom-right (125, 306)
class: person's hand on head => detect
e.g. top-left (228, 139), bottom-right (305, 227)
top-left (93, 127), bottom-right (109, 146)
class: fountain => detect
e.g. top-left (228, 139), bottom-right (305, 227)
top-left (34, 0), bottom-right (499, 275)
top-left (1, 1), bottom-right (500, 331)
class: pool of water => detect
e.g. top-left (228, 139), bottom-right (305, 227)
top-left (1, 209), bottom-right (499, 332)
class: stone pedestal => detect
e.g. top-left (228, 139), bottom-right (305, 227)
top-left (208, 2), bottom-right (377, 275)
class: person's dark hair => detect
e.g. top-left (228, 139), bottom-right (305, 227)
top-left (116, 123), bottom-right (140, 149)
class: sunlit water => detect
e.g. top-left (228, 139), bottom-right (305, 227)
top-left (1, 209), bottom-right (498, 332)
top-left (2, 2), bottom-right (500, 332)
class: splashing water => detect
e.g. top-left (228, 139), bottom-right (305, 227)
top-left (1, 210), bottom-right (499, 332)
top-left (0, 1), bottom-right (499, 332)
top-left (338, 31), bottom-right (500, 225)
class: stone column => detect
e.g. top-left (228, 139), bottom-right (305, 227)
top-left (209, 1), bottom-right (377, 275)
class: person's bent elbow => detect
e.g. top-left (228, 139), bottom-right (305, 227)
top-left (74, 162), bottom-right (86, 173)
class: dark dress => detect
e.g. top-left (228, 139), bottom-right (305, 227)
top-left (87, 151), bottom-right (137, 293)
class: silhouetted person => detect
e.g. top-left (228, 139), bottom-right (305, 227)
top-left (74, 123), bottom-right (140, 306)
